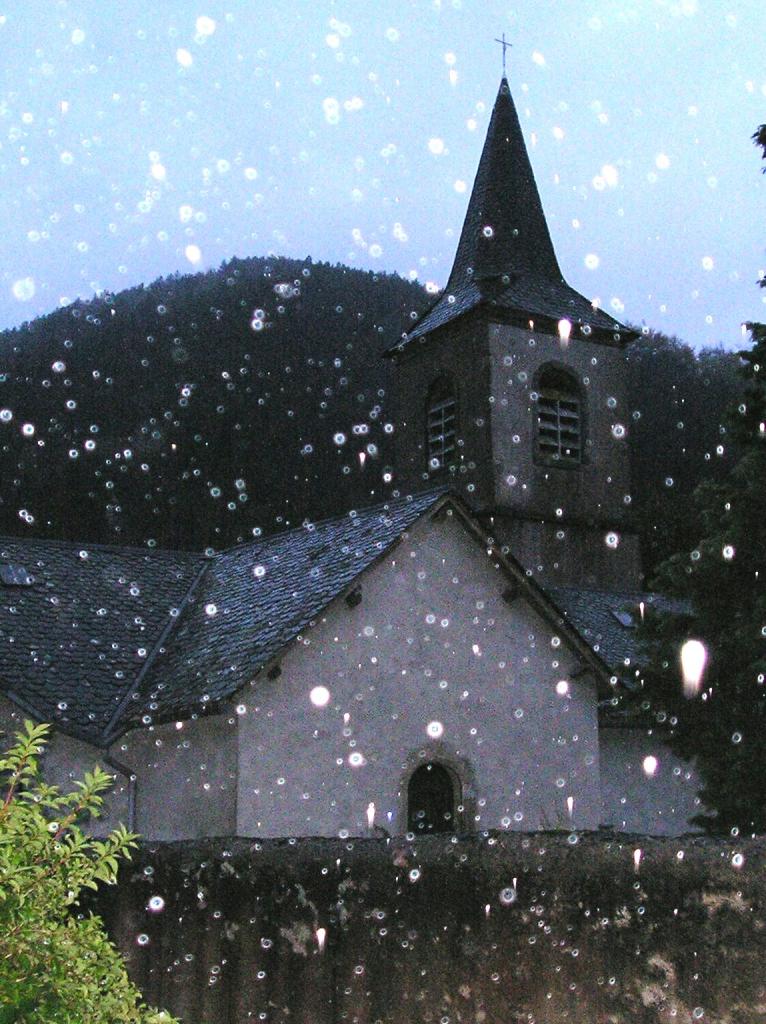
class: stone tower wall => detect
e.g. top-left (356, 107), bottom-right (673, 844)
top-left (393, 318), bottom-right (642, 589)
top-left (393, 313), bottom-right (495, 507)
top-left (487, 322), bottom-right (641, 588)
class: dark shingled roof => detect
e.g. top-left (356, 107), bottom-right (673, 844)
top-left (449, 76), bottom-right (562, 286)
top-left (133, 488), bottom-right (448, 728)
top-left (549, 587), bottom-right (690, 675)
top-left (0, 537), bottom-right (204, 744)
top-left (0, 492), bottom-right (677, 745)
top-left (390, 78), bottom-right (631, 352)
top-left (0, 491), bottom-right (447, 744)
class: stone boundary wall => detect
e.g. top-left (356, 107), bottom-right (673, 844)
top-left (96, 833), bottom-right (766, 1024)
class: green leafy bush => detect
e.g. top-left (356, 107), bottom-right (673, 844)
top-left (0, 721), bottom-right (177, 1023)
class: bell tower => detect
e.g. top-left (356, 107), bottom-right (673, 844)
top-left (388, 75), bottom-right (642, 591)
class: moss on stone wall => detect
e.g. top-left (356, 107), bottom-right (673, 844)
top-left (97, 832), bottom-right (766, 1024)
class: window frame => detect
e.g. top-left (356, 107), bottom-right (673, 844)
top-left (534, 364), bottom-right (585, 468)
top-left (425, 376), bottom-right (458, 475)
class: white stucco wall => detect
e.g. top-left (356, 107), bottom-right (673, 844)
top-left (235, 511), bottom-right (602, 838)
top-left (600, 727), bottom-right (703, 835)
top-left (0, 692), bottom-right (37, 742)
top-left (0, 693), bottom-right (237, 841)
top-left (115, 713), bottom-right (237, 840)
top-left (0, 693), bottom-right (131, 835)
top-left (0, 516), bottom-right (707, 842)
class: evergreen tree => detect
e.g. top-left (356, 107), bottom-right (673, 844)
top-left (626, 328), bottom-right (742, 574)
top-left (639, 125), bottom-right (766, 834)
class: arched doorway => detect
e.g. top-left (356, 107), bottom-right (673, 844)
top-left (407, 763), bottom-right (457, 834)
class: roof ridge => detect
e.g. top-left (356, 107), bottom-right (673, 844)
top-left (0, 489), bottom-right (450, 565)
top-left (213, 486), bottom-right (449, 558)
top-left (0, 533), bottom-right (204, 560)
top-left (549, 585), bottom-right (670, 600)
top-left (100, 557), bottom-right (213, 744)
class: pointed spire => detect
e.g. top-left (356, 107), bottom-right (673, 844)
top-left (446, 77), bottom-right (562, 291)
top-left (390, 74), bottom-right (633, 351)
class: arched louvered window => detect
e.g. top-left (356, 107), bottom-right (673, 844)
top-left (536, 366), bottom-right (582, 465)
top-left (407, 763), bottom-right (458, 834)
top-left (426, 377), bottom-right (457, 473)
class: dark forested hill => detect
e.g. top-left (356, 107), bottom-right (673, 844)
top-left (0, 256), bottom-right (744, 576)
top-left (0, 257), bottom-right (428, 550)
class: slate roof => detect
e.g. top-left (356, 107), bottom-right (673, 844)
top-left (449, 76), bottom-right (561, 286)
top-left (0, 490), bottom-right (447, 744)
top-left (0, 492), bottom-right (682, 746)
top-left (133, 488), bottom-right (447, 728)
top-left (0, 537), bottom-right (204, 745)
top-left (396, 273), bottom-right (627, 349)
top-left (549, 587), bottom-right (690, 676)
top-left (389, 78), bottom-right (632, 353)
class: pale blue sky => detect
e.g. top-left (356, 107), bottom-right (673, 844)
top-left (0, 0), bottom-right (764, 347)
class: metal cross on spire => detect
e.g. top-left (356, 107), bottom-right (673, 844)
top-left (494, 33), bottom-right (512, 77)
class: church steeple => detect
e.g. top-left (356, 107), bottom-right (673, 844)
top-left (391, 75), bottom-right (631, 349)
top-left (389, 68), bottom-right (642, 591)
top-left (447, 76), bottom-right (562, 290)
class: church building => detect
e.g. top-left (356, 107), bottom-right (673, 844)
top-left (0, 77), bottom-right (702, 838)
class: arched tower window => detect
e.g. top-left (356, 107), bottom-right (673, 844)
top-left (407, 762), bottom-right (458, 834)
top-left (536, 366), bottom-right (582, 465)
top-left (426, 378), bottom-right (457, 473)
